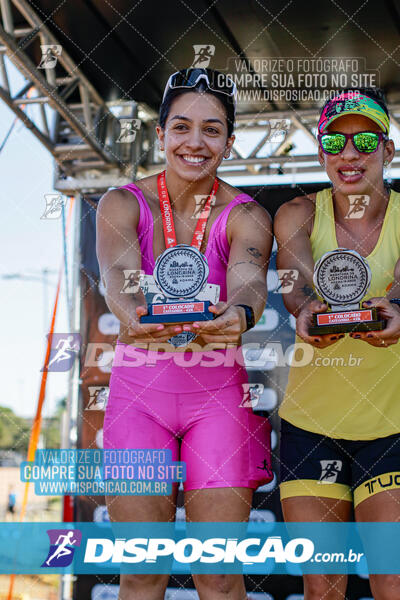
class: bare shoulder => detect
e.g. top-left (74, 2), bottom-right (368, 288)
top-left (275, 192), bottom-right (316, 219)
top-left (132, 173), bottom-right (159, 201)
top-left (274, 193), bottom-right (316, 237)
top-left (217, 178), bottom-right (243, 199)
top-left (230, 197), bottom-right (271, 226)
top-left (218, 179), bottom-right (271, 219)
top-left (226, 197), bottom-right (272, 246)
top-left (97, 185), bottom-right (140, 229)
top-left (98, 173), bottom-right (159, 213)
top-left (217, 179), bottom-right (244, 205)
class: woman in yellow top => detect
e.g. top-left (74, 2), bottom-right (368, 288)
top-left (274, 88), bottom-right (400, 600)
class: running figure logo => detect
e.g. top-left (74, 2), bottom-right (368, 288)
top-left (116, 119), bottom-right (141, 143)
top-left (41, 529), bottom-right (82, 567)
top-left (42, 333), bottom-right (81, 372)
top-left (344, 195), bottom-right (370, 219)
top-left (38, 45), bottom-right (62, 69)
top-left (191, 45), bottom-right (215, 68)
top-left (274, 269), bottom-right (299, 294)
top-left (257, 459), bottom-right (273, 479)
top-left (121, 269), bottom-right (144, 294)
top-left (319, 459), bottom-right (343, 484)
top-left (192, 194), bottom-right (217, 219)
top-left (86, 386), bottom-right (109, 410)
top-left (41, 194), bottom-right (64, 219)
top-left (267, 119), bottom-right (290, 143)
top-left (240, 383), bottom-right (264, 408)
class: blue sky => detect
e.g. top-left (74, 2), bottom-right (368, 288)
top-left (0, 59), bottom-right (69, 418)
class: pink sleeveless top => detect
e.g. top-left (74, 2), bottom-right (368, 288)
top-left (120, 183), bottom-right (256, 301)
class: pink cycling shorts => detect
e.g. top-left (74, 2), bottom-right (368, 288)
top-left (103, 341), bottom-right (272, 491)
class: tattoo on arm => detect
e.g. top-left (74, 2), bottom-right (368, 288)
top-left (227, 261), bottom-right (246, 272)
top-left (242, 202), bottom-right (256, 211)
top-left (249, 260), bottom-right (263, 268)
top-left (228, 260), bottom-right (263, 271)
top-left (247, 247), bottom-right (262, 258)
top-left (301, 284), bottom-right (317, 299)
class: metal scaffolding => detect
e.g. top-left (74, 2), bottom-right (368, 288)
top-left (0, 0), bottom-right (140, 192)
top-left (1, 0), bottom-right (400, 194)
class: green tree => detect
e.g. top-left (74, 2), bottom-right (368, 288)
top-left (41, 397), bottom-right (66, 449)
top-left (0, 397), bottom-right (66, 454)
top-left (0, 406), bottom-right (30, 453)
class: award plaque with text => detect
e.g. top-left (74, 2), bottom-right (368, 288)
top-left (139, 170), bottom-right (219, 329)
top-left (308, 248), bottom-right (385, 335)
top-left (140, 244), bottom-right (216, 324)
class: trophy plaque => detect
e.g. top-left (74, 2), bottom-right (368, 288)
top-left (139, 170), bottom-right (219, 329)
top-left (308, 248), bottom-right (385, 335)
top-left (140, 244), bottom-right (215, 324)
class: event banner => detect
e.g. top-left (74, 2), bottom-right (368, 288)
top-left (1, 522), bottom-right (400, 576)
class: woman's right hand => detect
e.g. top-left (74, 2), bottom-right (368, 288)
top-left (296, 300), bottom-right (345, 348)
top-left (126, 304), bottom-right (184, 344)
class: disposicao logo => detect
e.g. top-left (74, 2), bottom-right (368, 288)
top-left (83, 536), bottom-right (314, 564)
top-left (41, 529), bottom-right (82, 567)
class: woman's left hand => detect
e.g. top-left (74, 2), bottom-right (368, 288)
top-left (188, 302), bottom-right (246, 343)
top-left (349, 297), bottom-right (400, 347)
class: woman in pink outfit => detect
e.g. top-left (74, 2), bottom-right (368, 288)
top-left (97, 68), bottom-right (273, 600)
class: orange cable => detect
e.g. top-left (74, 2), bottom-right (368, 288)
top-left (7, 196), bottom-right (75, 600)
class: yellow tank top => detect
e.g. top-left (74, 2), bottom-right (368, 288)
top-left (279, 187), bottom-right (400, 440)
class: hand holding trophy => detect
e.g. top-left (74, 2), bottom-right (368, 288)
top-left (308, 248), bottom-right (386, 335)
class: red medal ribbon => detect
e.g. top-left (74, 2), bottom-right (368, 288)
top-left (157, 170), bottom-right (219, 251)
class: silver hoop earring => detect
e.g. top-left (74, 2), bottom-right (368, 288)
top-left (384, 160), bottom-right (389, 167)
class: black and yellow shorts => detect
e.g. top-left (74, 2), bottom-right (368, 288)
top-left (279, 419), bottom-right (400, 507)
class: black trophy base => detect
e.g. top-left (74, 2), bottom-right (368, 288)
top-left (140, 300), bottom-right (215, 324)
top-left (308, 306), bottom-right (385, 336)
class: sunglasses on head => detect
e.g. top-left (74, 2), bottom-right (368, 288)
top-left (163, 68), bottom-right (237, 102)
top-left (318, 131), bottom-right (388, 155)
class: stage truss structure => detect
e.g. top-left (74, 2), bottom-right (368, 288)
top-left (1, 0), bottom-right (400, 194)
